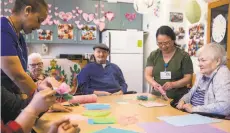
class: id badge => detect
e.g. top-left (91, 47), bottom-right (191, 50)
top-left (160, 71), bottom-right (171, 79)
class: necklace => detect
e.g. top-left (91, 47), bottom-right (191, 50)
top-left (8, 16), bottom-right (19, 36)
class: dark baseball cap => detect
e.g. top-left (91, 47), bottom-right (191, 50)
top-left (93, 43), bottom-right (110, 52)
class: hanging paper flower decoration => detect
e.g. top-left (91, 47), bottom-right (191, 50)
top-left (185, 0), bottom-right (201, 24)
top-left (133, 0), bottom-right (154, 14)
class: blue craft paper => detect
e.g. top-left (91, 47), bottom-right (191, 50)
top-left (88, 119), bottom-right (94, 125)
top-left (93, 126), bottom-right (139, 133)
top-left (157, 114), bottom-right (222, 126)
top-left (84, 104), bottom-right (110, 110)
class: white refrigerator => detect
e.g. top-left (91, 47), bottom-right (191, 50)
top-left (102, 30), bottom-right (144, 93)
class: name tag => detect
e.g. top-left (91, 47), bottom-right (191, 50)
top-left (160, 71), bottom-right (171, 79)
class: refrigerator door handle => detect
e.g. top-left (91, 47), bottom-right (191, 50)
top-left (109, 32), bottom-right (111, 62)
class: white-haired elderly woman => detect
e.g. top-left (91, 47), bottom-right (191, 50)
top-left (27, 53), bottom-right (47, 86)
top-left (176, 43), bottom-right (230, 116)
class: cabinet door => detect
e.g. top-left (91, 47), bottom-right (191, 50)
top-left (53, 0), bottom-right (78, 43)
top-left (102, 2), bottom-right (121, 30)
top-left (120, 3), bottom-right (142, 30)
top-left (30, 0), bottom-right (54, 44)
top-left (76, 0), bottom-right (99, 44)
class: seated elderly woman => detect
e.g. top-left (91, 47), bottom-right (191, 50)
top-left (176, 43), bottom-right (230, 116)
top-left (27, 53), bottom-right (77, 94)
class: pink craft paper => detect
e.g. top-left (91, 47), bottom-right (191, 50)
top-left (105, 11), bottom-right (115, 21)
top-left (100, 17), bottom-right (105, 22)
top-left (98, 22), bottom-right (105, 31)
top-left (55, 82), bottom-right (71, 95)
top-left (53, 20), bottom-right (60, 25)
top-left (82, 13), bottom-right (94, 22)
top-left (118, 115), bottom-right (139, 126)
top-left (59, 12), bottom-right (73, 22)
top-left (78, 10), bottom-right (83, 14)
top-left (69, 94), bottom-right (97, 104)
top-left (125, 13), bottom-right (136, 21)
top-left (93, 19), bottom-right (100, 25)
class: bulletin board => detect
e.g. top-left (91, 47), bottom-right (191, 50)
top-left (207, 0), bottom-right (230, 69)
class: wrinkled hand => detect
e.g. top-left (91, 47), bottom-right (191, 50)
top-left (51, 103), bottom-right (72, 112)
top-left (183, 103), bottom-right (193, 113)
top-left (48, 118), bottom-right (80, 133)
top-left (27, 89), bottom-right (56, 115)
top-left (162, 82), bottom-right (175, 91)
top-left (94, 91), bottom-right (111, 96)
top-left (176, 100), bottom-right (185, 110)
top-left (112, 90), bottom-right (123, 95)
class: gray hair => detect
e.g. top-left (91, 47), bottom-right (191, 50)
top-left (196, 43), bottom-right (226, 65)
top-left (28, 53), bottom-right (42, 64)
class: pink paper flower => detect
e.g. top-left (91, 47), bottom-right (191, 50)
top-left (55, 82), bottom-right (71, 95)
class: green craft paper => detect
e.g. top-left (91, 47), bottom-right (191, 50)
top-left (93, 117), bottom-right (116, 124)
top-left (185, 0), bottom-right (201, 24)
top-left (83, 110), bottom-right (111, 117)
top-left (63, 93), bottom-right (73, 100)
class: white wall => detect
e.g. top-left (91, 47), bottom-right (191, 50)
top-left (142, 0), bottom-right (208, 91)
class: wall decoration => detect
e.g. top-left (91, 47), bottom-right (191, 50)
top-left (105, 11), bottom-right (115, 21)
top-left (174, 27), bottom-right (185, 40)
top-left (98, 22), bottom-right (105, 31)
top-left (41, 15), bottom-right (53, 25)
top-left (58, 12), bottom-right (73, 22)
top-left (125, 13), bottom-right (136, 21)
top-left (185, 0), bottom-right (201, 24)
top-left (212, 14), bottom-right (226, 43)
top-left (170, 12), bottom-right (183, 22)
top-left (75, 21), bottom-right (84, 30)
top-left (133, 0), bottom-right (154, 14)
top-left (53, 20), bottom-right (60, 25)
top-left (82, 13), bottom-right (95, 22)
top-left (9, 0), bottom-right (13, 3)
top-left (81, 25), bottom-right (97, 40)
top-left (57, 24), bottom-right (74, 39)
top-left (188, 23), bottom-right (205, 56)
top-left (153, 0), bottom-right (161, 17)
top-left (37, 29), bottom-right (53, 41)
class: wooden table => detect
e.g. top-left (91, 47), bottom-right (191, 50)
top-left (34, 94), bottom-right (230, 133)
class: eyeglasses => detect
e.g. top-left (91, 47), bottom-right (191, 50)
top-left (29, 62), bottom-right (43, 67)
top-left (157, 40), bottom-right (172, 47)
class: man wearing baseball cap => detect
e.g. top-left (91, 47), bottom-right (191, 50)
top-left (77, 43), bottom-right (127, 96)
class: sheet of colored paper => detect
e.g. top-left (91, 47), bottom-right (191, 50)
top-left (157, 114), bottom-right (222, 126)
top-left (138, 122), bottom-right (227, 133)
top-left (82, 110), bottom-right (111, 117)
top-left (139, 101), bottom-right (167, 107)
top-left (93, 126), bottom-right (139, 133)
top-left (88, 117), bottom-right (116, 124)
top-left (84, 104), bottom-right (110, 110)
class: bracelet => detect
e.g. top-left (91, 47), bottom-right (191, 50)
top-left (21, 109), bottom-right (39, 119)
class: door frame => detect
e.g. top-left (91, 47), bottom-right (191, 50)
top-left (207, 0), bottom-right (230, 69)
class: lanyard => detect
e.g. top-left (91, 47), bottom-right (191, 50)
top-left (8, 22), bottom-right (27, 66)
top-left (164, 63), bottom-right (168, 72)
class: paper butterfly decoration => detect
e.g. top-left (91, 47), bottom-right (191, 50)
top-left (59, 11), bottom-right (73, 22)
top-left (82, 13), bottom-right (95, 22)
top-left (41, 15), bottom-right (53, 25)
top-left (125, 13), bottom-right (136, 21)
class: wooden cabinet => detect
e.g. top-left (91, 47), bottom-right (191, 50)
top-left (207, 0), bottom-right (230, 69)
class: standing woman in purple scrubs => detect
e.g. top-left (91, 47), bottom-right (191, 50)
top-left (1, 0), bottom-right (48, 97)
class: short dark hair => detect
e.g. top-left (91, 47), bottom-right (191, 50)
top-left (12, 0), bottom-right (48, 13)
top-left (156, 26), bottom-right (176, 41)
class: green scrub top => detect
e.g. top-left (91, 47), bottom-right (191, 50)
top-left (146, 47), bottom-right (194, 100)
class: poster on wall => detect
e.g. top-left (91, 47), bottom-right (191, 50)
top-left (170, 12), bottom-right (183, 22)
top-left (171, 26), bottom-right (186, 51)
top-left (81, 25), bottom-right (97, 40)
top-left (37, 29), bottom-right (53, 41)
top-left (57, 24), bottom-right (74, 39)
top-left (188, 23), bottom-right (205, 56)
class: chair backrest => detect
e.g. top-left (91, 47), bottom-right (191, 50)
top-left (42, 58), bottom-right (81, 94)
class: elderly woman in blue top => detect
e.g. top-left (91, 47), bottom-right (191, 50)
top-left (77, 44), bottom-right (128, 96)
top-left (177, 43), bottom-right (230, 116)
top-left (1, 0), bottom-right (48, 96)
